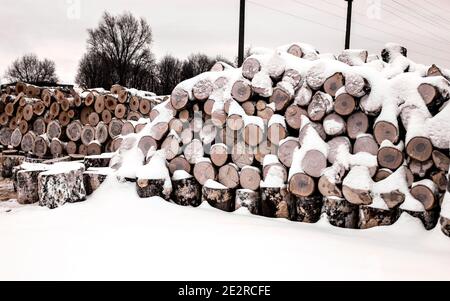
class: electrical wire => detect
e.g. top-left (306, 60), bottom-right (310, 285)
top-left (291, 0), bottom-right (450, 54)
top-left (247, 0), bottom-right (450, 63)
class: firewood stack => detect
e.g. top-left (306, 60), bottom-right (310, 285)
top-left (111, 42), bottom-right (450, 234)
top-left (0, 82), bottom-right (166, 158)
top-left (5, 42), bottom-right (450, 238)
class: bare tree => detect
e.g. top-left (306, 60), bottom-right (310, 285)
top-left (76, 11), bottom-right (156, 90)
top-left (5, 53), bottom-right (58, 83)
top-left (157, 55), bottom-right (183, 95)
top-left (181, 53), bottom-right (215, 81)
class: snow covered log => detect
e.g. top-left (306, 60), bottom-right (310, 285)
top-left (260, 165), bottom-right (293, 219)
top-left (202, 179), bottom-right (235, 212)
top-left (38, 162), bottom-right (86, 209)
top-left (83, 153), bottom-right (113, 169)
top-left (292, 195), bottom-right (323, 223)
top-left (358, 206), bottom-right (399, 229)
top-left (16, 164), bottom-right (49, 204)
top-left (239, 166), bottom-right (261, 191)
top-left (323, 197), bottom-right (359, 229)
top-left (83, 168), bottom-right (110, 196)
top-left (171, 170), bottom-right (201, 207)
top-left (235, 189), bottom-right (260, 215)
top-left (136, 151), bottom-right (171, 199)
top-left (377, 140), bottom-right (404, 170)
top-left (400, 208), bottom-right (439, 230)
top-left (1, 154), bottom-right (25, 178)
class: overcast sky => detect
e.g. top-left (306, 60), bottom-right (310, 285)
top-left (1, 0), bottom-right (450, 84)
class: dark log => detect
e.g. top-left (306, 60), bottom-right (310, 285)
top-left (292, 195), bottom-right (323, 223)
top-left (335, 93), bottom-right (356, 116)
top-left (38, 163), bottom-right (86, 209)
top-left (359, 206), bottom-right (399, 229)
top-left (202, 182), bottom-right (235, 212)
top-left (260, 186), bottom-right (293, 219)
top-left (83, 168), bottom-right (109, 195)
top-left (84, 153), bottom-right (113, 169)
top-left (231, 79), bottom-right (252, 102)
top-left (401, 208), bottom-right (439, 230)
top-left (1, 155), bottom-right (24, 178)
top-left (136, 178), bottom-right (167, 199)
top-left (406, 136), bottom-right (433, 162)
top-left (323, 197), bottom-right (359, 229)
top-left (235, 189), bottom-right (260, 215)
top-left (171, 174), bottom-right (201, 207)
top-left (284, 104), bottom-right (307, 130)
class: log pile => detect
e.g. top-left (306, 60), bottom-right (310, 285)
top-left (0, 82), bottom-right (166, 158)
top-left (113, 42), bottom-right (450, 232)
top-left (5, 42), bottom-right (450, 238)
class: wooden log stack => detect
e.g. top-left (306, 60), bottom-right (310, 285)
top-left (0, 82), bottom-right (165, 162)
top-left (5, 42), bottom-right (450, 238)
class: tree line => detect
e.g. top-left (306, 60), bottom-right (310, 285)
top-left (3, 12), bottom-right (235, 95)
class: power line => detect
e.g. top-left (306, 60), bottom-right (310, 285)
top-left (423, 0), bottom-right (450, 16)
top-left (409, 0), bottom-right (450, 27)
top-left (391, 0), bottom-right (450, 31)
top-left (290, 0), bottom-right (450, 55)
top-left (319, 0), bottom-right (450, 46)
top-left (247, 0), bottom-right (450, 63)
top-left (382, 1), bottom-right (450, 43)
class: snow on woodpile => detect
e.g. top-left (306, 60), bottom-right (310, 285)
top-left (42, 40), bottom-right (450, 238)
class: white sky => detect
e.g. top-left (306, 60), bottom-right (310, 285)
top-left (1, 0), bottom-right (450, 84)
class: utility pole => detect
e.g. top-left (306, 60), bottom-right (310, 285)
top-left (345, 0), bottom-right (353, 49)
top-left (238, 0), bottom-right (246, 67)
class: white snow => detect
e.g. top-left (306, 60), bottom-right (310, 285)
top-left (204, 179), bottom-right (228, 190)
top-left (268, 114), bottom-right (286, 128)
top-left (243, 115), bottom-right (265, 130)
top-left (39, 162), bottom-right (84, 175)
top-left (1, 177), bottom-right (450, 280)
top-left (172, 170), bottom-right (193, 181)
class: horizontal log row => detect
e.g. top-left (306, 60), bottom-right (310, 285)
top-left (0, 82), bottom-right (166, 158)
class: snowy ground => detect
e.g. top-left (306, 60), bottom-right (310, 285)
top-left (0, 176), bottom-right (449, 281)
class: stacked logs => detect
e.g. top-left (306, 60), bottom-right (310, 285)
top-left (110, 42), bottom-right (450, 235)
top-left (5, 42), bottom-right (450, 238)
top-left (0, 82), bottom-right (165, 158)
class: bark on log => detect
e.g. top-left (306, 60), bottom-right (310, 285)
top-left (347, 112), bottom-right (369, 139)
top-left (260, 186), bottom-right (293, 219)
top-left (171, 175), bottom-right (201, 207)
top-left (83, 169), bottom-right (109, 195)
top-left (202, 182), bottom-right (235, 212)
top-left (323, 197), bottom-right (359, 229)
top-left (136, 178), bottom-right (167, 199)
top-left (235, 189), bottom-right (260, 215)
top-left (1, 155), bottom-right (24, 178)
top-left (358, 206), bottom-right (399, 229)
top-left (292, 195), bottom-right (323, 223)
top-left (38, 163), bottom-right (86, 209)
